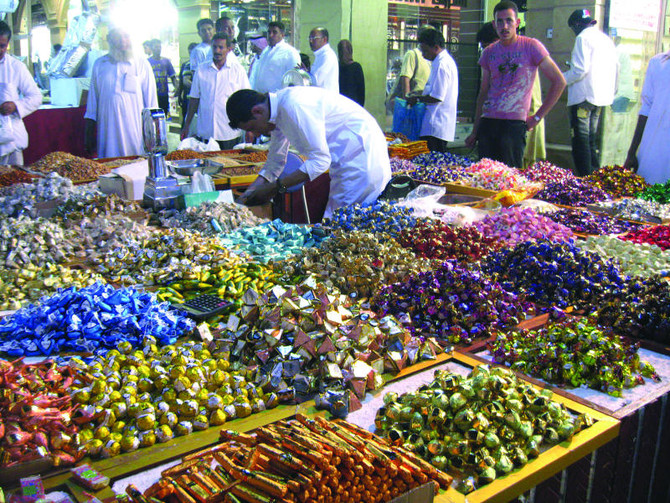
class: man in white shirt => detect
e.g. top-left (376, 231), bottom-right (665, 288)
top-left (215, 16), bottom-right (241, 64)
top-left (624, 51), bottom-right (670, 184)
top-left (190, 19), bottom-right (214, 71)
top-left (309, 27), bottom-right (339, 93)
top-left (84, 27), bottom-right (157, 158)
top-left (564, 9), bottom-right (617, 176)
top-left (407, 27), bottom-right (458, 153)
top-left (227, 87), bottom-right (391, 218)
top-left (0, 21), bottom-right (41, 165)
top-left (182, 33), bottom-right (249, 150)
top-left (252, 21), bottom-right (300, 93)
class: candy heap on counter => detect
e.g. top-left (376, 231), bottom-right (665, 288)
top-left (536, 178), bottom-right (611, 206)
top-left (373, 261), bottom-right (528, 344)
top-left (639, 180), bottom-right (670, 204)
top-left (577, 235), bottom-right (670, 278)
top-left (29, 152), bottom-right (112, 182)
top-left (545, 208), bottom-right (643, 235)
top-left (407, 152), bottom-right (472, 184)
top-left (68, 338), bottom-right (284, 459)
top-left (215, 279), bottom-right (445, 398)
top-left (585, 165), bottom-right (649, 198)
top-left (474, 207), bottom-right (574, 247)
top-left (466, 158), bottom-right (532, 191)
top-left (376, 366), bottom-right (593, 493)
top-left (398, 219), bottom-right (499, 262)
top-left (155, 201), bottom-right (266, 236)
top-left (588, 198), bottom-right (670, 224)
top-left (219, 219), bottom-right (328, 262)
top-left (143, 416), bottom-right (451, 503)
top-left (276, 230), bottom-right (430, 297)
top-left (523, 160), bottom-right (576, 185)
top-left (323, 201), bottom-right (416, 239)
top-left (389, 157), bottom-right (419, 174)
top-left (0, 283), bottom-right (195, 356)
top-left (619, 224), bottom-right (670, 250)
top-left (490, 316), bottom-right (659, 396)
top-left (484, 240), bottom-right (628, 310)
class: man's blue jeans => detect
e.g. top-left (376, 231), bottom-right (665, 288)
top-left (569, 101), bottom-right (603, 177)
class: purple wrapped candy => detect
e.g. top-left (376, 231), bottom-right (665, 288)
top-left (390, 157), bottom-right (419, 174)
top-left (372, 260), bottom-right (529, 345)
top-left (536, 178), bottom-right (611, 206)
top-left (474, 207), bottom-right (574, 247)
top-left (545, 208), bottom-right (644, 235)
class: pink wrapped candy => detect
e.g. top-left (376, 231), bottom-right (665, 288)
top-left (474, 207), bottom-right (574, 247)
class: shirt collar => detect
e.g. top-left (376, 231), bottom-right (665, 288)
top-left (268, 92), bottom-right (278, 123)
top-left (314, 44), bottom-right (330, 56)
top-left (210, 57), bottom-right (231, 70)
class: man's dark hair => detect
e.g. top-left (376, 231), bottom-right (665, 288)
top-left (300, 53), bottom-right (311, 71)
top-left (188, 42), bottom-right (197, 52)
top-left (418, 27), bottom-right (445, 48)
top-left (476, 22), bottom-right (499, 46)
top-left (0, 21), bottom-right (13, 41)
top-left (227, 89), bottom-right (267, 129)
top-left (212, 32), bottom-right (233, 47)
top-left (215, 16), bottom-right (233, 33)
top-left (493, 1), bottom-right (519, 16)
top-left (268, 21), bottom-right (285, 33)
top-left (197, 18), bottom-right (214, 31)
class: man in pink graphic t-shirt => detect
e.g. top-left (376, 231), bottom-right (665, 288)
top-left (466, 0), bottom-right (565, 169)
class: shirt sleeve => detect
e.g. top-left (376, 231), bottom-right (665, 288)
top-left (639, 57), bottom-right (657, 117)
top-left (563, 36), bottom-right (588, 86)
top-left (14, 61), bottom-right (42, 119)
top-left (166, 60), bottom-right (176, 77)
top-left (260, 129), bottom-right (290, 181)
top-left (84, 60), bottom-right (100, 121)
top-left (426, 58), bottom-right (451, 102)
top-left (529, 38), bottom-right (550, 66)
top-left (399, 50), bottom-right (415, 78)
top-left (140, 59), bottom-right (158, 108)
top-left (189, 67), bottom-right (201, 99)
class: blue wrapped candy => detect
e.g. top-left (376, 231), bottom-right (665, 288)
top-left (323, 201), bottom-right (416, 239)
top-left (0, 282), bottom-right (195, 356)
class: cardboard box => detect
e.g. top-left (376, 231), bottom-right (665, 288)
top-left (388, 483), bottom-right (435, 503)
top-left (247, 203), bottom-right (272, 220)
top-left (98, 159), bottom-right (149, 201)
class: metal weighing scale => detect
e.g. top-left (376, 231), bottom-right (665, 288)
top-left (141, 108), bottom-right (223, 210)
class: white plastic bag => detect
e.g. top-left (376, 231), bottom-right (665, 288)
top-left (176, 137), bottom-right (220, 152)
top-left (190, 171), bottom-right (215, 193)
top-left (396, 184), bottom-right (446, 218)
top-left (0, 115), bottom-right (14, 144)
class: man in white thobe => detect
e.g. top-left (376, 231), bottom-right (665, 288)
top-left (190, 19), bottom-right (214, 71)
top-left (309, 27), bottom-right (339, 93)
top-left (84, 28), bottom-right (157, 158)
top-left (251, 21), bottom-right (300, 93)
top-left (408, 27), bottom-right (458, 153)
top-left (624, 51), bottom-right (670, 184)
top-left (227, 87), bottom-right (391, 218)
top-left (0, 21), bottom-right (42, 165)
top-left (181, 33), bottom-right (249, 150)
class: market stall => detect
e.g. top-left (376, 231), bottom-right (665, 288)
top-left (2, 143), bottom-right (670, 503)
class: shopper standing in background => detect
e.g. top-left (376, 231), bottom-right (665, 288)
top-left (407, 27), bottom-right (458, 153)
top-left (309, 27), bottom-right (339, 93)
top-left (179, 42), bottom-right (197, 128)
top-left (85, 27), bottom-right (157, 158)
top-left (624, 50), bottom-right (670, 184)
top-left (251, 21), bottom-right (300, 93)
top-left (465, 0), bottom-right (565, 169)
top-left (190, 18), bottom-right (214, 71)
top-left (148, 39), bottom-right (178, 119)
top-left (337, 40), bottom-right (365, 106)
top-left (0, 20), bottom-right (42, 165)
top-left (215, 16), bottom-right (241, 63)
top-left (247, 35), bottom-right (267, 87)
top-left (182, 33), bottom-right (249, 150)
top-left (563, 9), bottom-right (618, 176)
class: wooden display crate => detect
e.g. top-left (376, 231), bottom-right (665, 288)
top-left (345, 352), bottom-right (619, 503)
top-left (461, 316), bottom-right (670, 503)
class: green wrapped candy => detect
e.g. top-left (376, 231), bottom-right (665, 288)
top-left (120, 435), bottom-right (140, 452)
top-left (410, 411), bottom-right (424, 432)
top-left (454, 409), bottom-right (475, 431)
top-left (479, 466), bottom-right (497, 484)
top-left (545, 427), bottom-right (560, 444)
top-left (136, 413), bottom-right (156, 431)
top-left (156, 425), bottom-right (174, 443)
top-left (431, 455), bottom-right (448, 470)
top-left (484, 432), bottom-right (500, 449)
top-left (450, 392), bottom-right (467, 411)
top-left (558, 420), bottom-right (575, 440)
top-left (193, 414), bottom-right (209, 431)
top-left (175, 421), bottom-right (193, 436)
top-left (427, 439), bottom-right (444, 456)
top-left (518, 420), bottom-right (533, 439)
top-left (494, 454), bottom-right (514, 474)
top-left (456, 476), bottom-right (477, 494)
